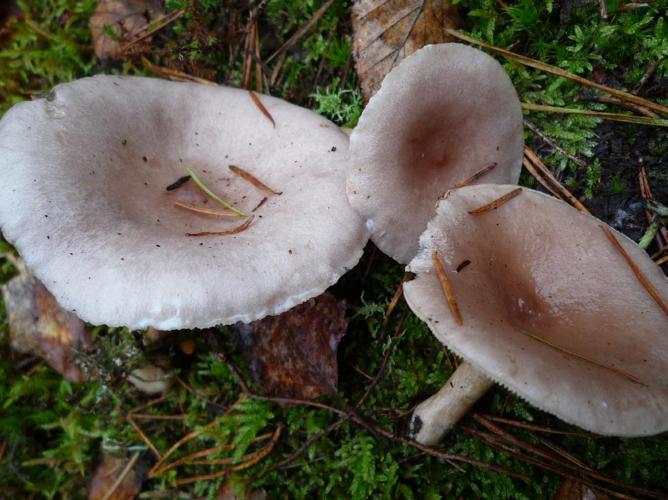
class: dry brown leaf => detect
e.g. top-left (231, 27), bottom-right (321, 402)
top-left (89, 0), bottom-right (162, 60)
top-left (233, 292), bottom-right (347, 400)
top-left (554, 479), bottom-right (610, 500)
top-left (352, 0), bottom-right (460, 100)
top-left (1, 265), bottom-right (93, 382)
top-left (88, 453), bottom-right (142, 500)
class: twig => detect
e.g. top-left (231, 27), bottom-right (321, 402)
top-left (467, 187), bottom-right (523, 215)
top-left (432, 252), bottom-right (464, 325)
top-left (524, 147), bottom-right (590, 214)
top-left (600, 225), bottom-right (668, 316)
top-left (266, 0), bottom-right (335, 63)
top-left (524, 120), bottom-right (586, 168)
top-left (522, 102), bottom-right (668, 127)
top-left (101, 453), bottom-right (140, 500)
top-left (445, 29), bottom-right (668, 117)
top-left (634, 59), bottom-right (662, 93)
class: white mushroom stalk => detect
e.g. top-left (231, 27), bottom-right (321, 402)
top-left (0, 76), bottom-right (368, 329)
top-left (404, 185), bottom-right (668, 444)
top-left (347, 43), bottom-right (524, 264)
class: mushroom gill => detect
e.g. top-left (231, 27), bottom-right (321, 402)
top-left (404, 185), bottom-right (668, 444)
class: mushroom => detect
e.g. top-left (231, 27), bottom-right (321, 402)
top-left (403, 184), bottom-right (668, 444)
top-left (347, 43), bottom-right (524, 264)
top-left (0, 75), bottom-right (368, 329)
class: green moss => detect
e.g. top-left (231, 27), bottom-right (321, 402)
top-left (1, 0), bottom-right (668, 497)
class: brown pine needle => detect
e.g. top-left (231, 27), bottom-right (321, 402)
top-left (252, 196), bottom-right (268, 212)
top-left (149, 420), bottom-right (219, 477)
top-left (450, 162), bottom-right (498, 189)
top-left (126, 415), bottom-right (161, 459)
top-left (468, 188), bottom-right (523, 215)
top-left (600, 225), bottom-right (668, 317)
top-left (174, 426), bottom-right (282, 486)
top-left (656, 254), bottom-right (668, 266)
top-left (524, 147), bottom-right (590, 214)
top-left (522, 102), bottom-right (668, 127)
top-left (522, 157), bottom-right (564, 201)
top-left (445, 29), bottom-right (668, 117)
top-left (229, 164), bottom-right (282, 196)
top-left (248, 91), bottom-right (276, 127)
top-left (521, 330), bottom-right (645, 386)
top-left (121, 9), bottom-right (185, 53)
top-left (152, 432), bottom-right (274, 477)
top-left (101, 453), bottom-right (140, 500)
top-left (432, 252), bottom-right (463, 326)
top-left (186, 216), bottom-right (254, 237)
top-left (141, 57), bottom-right (215, 85)
top-left (173, 199), bottom-right (240, 218)
top-left (266, 0), bottom-right (335, 63)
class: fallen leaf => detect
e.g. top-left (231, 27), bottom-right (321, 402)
top-left (1, 264), bottom-right (93, 382)
top-left (88, 453), bottom-right (142, 500)
top-left (233, 293), bottom-right (347, 400)
top-left (554, 479), bottom-right (610, 500)
top-left (352, 0), bottom-right (460, 100)
top-left (89, 0), bottom-right (162, 60)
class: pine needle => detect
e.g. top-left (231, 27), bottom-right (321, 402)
top-left (248, 91), bottom-right (276, 127)
top-left (522, 103), bottom-right (668, 127)
top-left (445, 29), bottom-right (668, 117)
top-left (186, 216), bottom-right (254, 237)
top-left (173, 199), bottom-right (240, 218)
top-left (229, 164), bottom-right (282, 196)
top-left (468, 188), bottom-right (523, 214)
top-left (432, 251), bottom-right (463, 325)
top-left (187, 167), bottom-right (247, 217)
top-left (520, 330), bottom-right (645, 386)
top-left (451, 162), bottom-right (498, 189)
top-left (600, 225), bottom-right (668, 317)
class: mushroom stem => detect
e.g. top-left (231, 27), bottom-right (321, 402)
top-left (409, 360), bottom-right (493, 445)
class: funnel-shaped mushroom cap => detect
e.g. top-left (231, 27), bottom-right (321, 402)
top-left (348, 43), bottom-right (524, 264)
top-left (404, 185), bottom-right (668, 436)
top-left (0, 76), bottom-right (368, 329)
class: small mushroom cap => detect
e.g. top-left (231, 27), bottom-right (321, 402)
top-left (0, 76), bottom-right (367, 329)
top-left (404, 185), bottom-right (668, 436)
top-left (347, 43), bottom-right (524, 264)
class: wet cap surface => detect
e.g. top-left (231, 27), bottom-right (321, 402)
top-left (348, 43), bottom-right (524, 264)
top-left (0, 76), bottom-right (368, 329)
top-left (404, 184), bottom-right (668, 436)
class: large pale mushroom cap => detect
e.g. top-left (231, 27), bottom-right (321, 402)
top-left (404, 185), bottom-right (668, 436)
top-left (348, 43), bottom-right (524, 264)
top-left (0, 76), bottom-right (367, 329)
